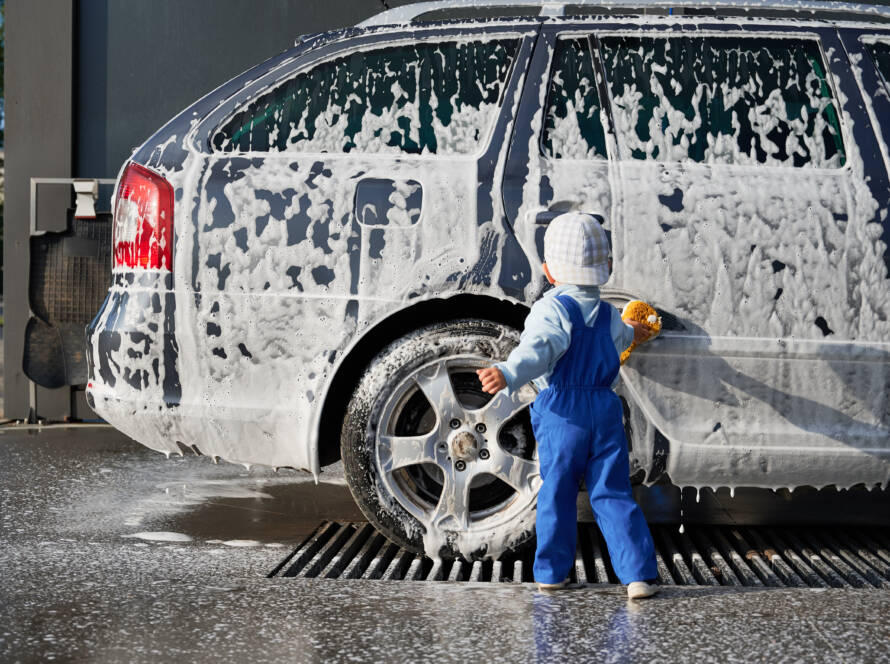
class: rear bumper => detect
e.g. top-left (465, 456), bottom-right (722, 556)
top-left (86, 385), bottom-right (315, 471)
top-left (86, 273), bottom-right (181, 407)
top-left (85, 273), bottom-right (324, 472)
top-left (86, 272), bottom-right (183, 457)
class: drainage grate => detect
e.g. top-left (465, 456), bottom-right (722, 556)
top-left (270, 522), bottom-right (890, 588)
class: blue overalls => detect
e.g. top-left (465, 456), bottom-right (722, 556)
top-left (531, 295), bottom-right (658, 585)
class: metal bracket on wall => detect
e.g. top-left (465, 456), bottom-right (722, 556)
top-left (29, 177), bottom-right (116, 236)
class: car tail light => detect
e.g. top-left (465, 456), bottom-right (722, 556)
top-left (113, 162), bottom-right (174, 270)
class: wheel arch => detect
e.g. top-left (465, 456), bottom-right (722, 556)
top-left (315, 294), bottom-right (530, 468)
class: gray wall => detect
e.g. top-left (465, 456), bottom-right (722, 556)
top-left (4, 0), bottom-right (419, 419)
top-left (4, 1), bottom-right (74, 419)
top-left (75, 0), bottom-right (408, 179)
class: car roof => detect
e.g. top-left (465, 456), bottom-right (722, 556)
top-left (290, 1), bottom-right (890, 58)
top-left (357, 0), bottom-right (890, 28)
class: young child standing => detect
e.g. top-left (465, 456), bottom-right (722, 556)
top-left (476, 212), bottom-right (660, 599)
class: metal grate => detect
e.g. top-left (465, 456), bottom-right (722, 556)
top-left (270, 522), bottom-right (890, 587)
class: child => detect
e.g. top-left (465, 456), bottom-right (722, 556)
top-left (476, 212), bottom-right (660, 599)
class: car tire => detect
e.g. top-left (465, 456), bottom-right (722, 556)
top-left (341, 318), bottom-right (541, 560)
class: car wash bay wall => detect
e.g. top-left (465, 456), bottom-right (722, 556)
top-left (4, 0), bottom-right (418, 420)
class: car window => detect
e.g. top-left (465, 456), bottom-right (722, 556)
top-left (213, 39), bottom-right (519, 155)
top-left (541, 38), bottom-right (608, 160)
top-left (600, 35), bottom-right (847, 168)
top-left (864, 40), bottom-right (890, 90)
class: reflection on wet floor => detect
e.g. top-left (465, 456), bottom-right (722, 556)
top-left (159, 479), bottom-right (364, 545)
top-left (0, 425), bottom-right (363, 547)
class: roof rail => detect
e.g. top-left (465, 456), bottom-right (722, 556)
top-left (359, 0), bottom-right (890, 27)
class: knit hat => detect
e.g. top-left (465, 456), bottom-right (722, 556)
top-left (543, 212), bottom-right (611, 286)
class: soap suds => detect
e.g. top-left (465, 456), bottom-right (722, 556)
top-left (87, 20), bottom-right (890, 559)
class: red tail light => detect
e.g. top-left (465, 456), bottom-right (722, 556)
top-left (113, 163), bottom-right (174, 270)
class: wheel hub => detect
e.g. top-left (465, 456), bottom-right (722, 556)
top-left (450, 430), bottom-right (479, 462)
top-left (374, 355), bottom-right (540, 543)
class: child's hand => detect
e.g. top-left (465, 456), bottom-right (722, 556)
top-left (628, 320), bottom-right (654, 345)
top-left (476, 367), bottom-right (506, 395)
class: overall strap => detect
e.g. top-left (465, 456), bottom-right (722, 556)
top-left (554, 295), bottom-right (585, 329)
top-left (595, 301), bottom-right (621, 386)
top-left (592, 301), bottom-right (613, 334)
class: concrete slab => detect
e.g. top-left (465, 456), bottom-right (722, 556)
top-left (1, 426), bottom-right (888, 663)
top-left (3, 576), bottom-right (889, 663)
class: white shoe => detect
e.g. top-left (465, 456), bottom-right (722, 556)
top-left (537, 579), bottom-right (569, 591)
top-left (627, 580), bottom-right (660, 599)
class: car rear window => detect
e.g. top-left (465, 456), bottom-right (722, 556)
top-left (600, 35), bottom-right (847, 168)
top-left (864, 40), bottom-right (890, 90)
top-left (541, 37), bottom-right (608, 160)
top-left (213, 39), bottom-right (518, 155)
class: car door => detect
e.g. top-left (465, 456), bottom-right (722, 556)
top-left (505, 19), bottom-right (890, 489)
top-left (502, 24), bottom-right (620, 288)
top-left (172, 25), bottom-right (539, 464)
top-left (608, 23), bottom-right (890, 489)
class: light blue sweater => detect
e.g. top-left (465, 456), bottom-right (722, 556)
top-left (494, 285), bottom-right (635, 393)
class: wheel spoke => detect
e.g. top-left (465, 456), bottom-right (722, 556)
top-left (482, 388), bottom-right (533, 429)
top-left (430, 469), bottom-right (471, 531)
top-left (487, 446), bottom-right (540, 496)
top-left (414, 361), bottom-right (463, 429)
top-left (378, 432), bottom-right (439, 473)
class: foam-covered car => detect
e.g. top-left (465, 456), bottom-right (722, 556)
top-left (87, 1), bottom-right (890, 559)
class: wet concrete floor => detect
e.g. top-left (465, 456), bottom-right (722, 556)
top-left (2, 426), bottom-right (889, 662)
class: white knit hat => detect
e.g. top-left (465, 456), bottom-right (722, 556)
top-left (543, 212), bottom-right (611, 286)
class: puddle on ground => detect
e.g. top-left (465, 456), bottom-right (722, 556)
top-left (125, 477), bottom-right (364, 545)
top-left (1, 426), bottom-right (366, 547)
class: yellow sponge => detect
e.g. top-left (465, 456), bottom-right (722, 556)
top-left (620, 300), bottom-right (661, 365)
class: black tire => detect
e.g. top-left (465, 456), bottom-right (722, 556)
top-left (341, 319), bottom-right (540, 560)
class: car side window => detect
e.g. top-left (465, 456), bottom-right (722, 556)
top-left (864, 40), bottom-right (890, 91)
top-left (541, 38), bottom-right (608, 159)
top-left (600, 35), bottom-right (846, 168)
top-left (213, 39), bottom-right (518, 155)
